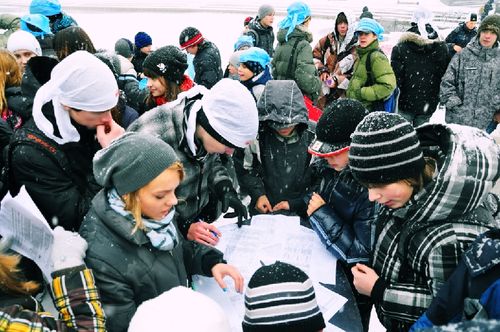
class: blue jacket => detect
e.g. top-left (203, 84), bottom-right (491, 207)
top-left (308, 161), bottom-right (375, 265)
top-left (445, 22), bottom-right (477, 55)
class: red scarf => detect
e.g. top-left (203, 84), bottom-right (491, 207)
top-left (153, 75), bottom-right (194, 106)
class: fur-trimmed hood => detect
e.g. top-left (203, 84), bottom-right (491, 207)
top-left (398, 31), bottom-right (441, 49)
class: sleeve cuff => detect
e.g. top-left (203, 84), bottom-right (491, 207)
top-left (201, 250), bottom-right (226, 276)
top-left (371, 277), bottom-right (387, 302)
top-left (51, 264), bottom-right (87, 278)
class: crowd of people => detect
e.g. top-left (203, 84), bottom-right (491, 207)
top-left (0, 0), bottom-right (499, 331)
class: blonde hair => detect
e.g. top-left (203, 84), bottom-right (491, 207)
top-left (0, 253), bottom-right (40, 295)
top-left (123, 161), bottom-right (184, 234)
top-left (0, 49), bottom-right (22, 116)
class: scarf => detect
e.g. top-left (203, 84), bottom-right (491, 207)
top-left (107, 188), bottom-right (179, 251)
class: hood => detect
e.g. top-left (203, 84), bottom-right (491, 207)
top-left (465, 37), bottom-right (499, 60)
top-left (277, 25), bottom-right (313, 43)
top-left (398, 32), bottom-right (444, 52)
top-left (249, 19), bottom-right (273, 32)
top-left (257, 80), bottom-right (309, 126)
top-left (21, 56), bottom-right (58, 99)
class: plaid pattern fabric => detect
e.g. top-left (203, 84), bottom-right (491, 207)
top-left (0, 268), bottom-right (105, 332)
top-left (371, 124), bottom-right (500, 330)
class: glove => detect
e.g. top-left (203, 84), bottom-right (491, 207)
top-left (51, 226), bottom-right (88, 272)
top-left (216, 181), bottom-right (248, 227)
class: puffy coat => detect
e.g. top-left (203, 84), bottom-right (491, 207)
top-left (391, 32), bottom-right (451, 117)
top-left (245, 19), bottom-right (275, 57)
top-left (308, 161), bottom-right (375, 265)
top-left (193, 41), bottom-right (223, 89)
top-left (80, 190), bottom-right (224, 332)
top-left (445, 22), bottom-right (477, 54)
top-left (272, 26), bottom-right (321, 102)
top-left (440, 38), bottom-right (500, 130)
top-left (346, 40), bottom-right (396, 111)
top-left (370, 123), bottom-right (500, 331)
top-left (131, 50), bottom-right (147, 76)
top-left (127, 90), bottom-right (234, 237)
top-left (0, 14), bottom-right (19, 49)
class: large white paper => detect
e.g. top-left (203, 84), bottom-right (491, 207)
top-left (0, 187), bottom-right (53, 281)
top-left (193, 214), bottom-right (341, 331)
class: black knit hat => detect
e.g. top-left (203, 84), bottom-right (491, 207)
top-left (478, 14), bottom-right (500, 40)
top-left (349, 112), bottom-right (425, 185)
top-left (242, 261), bottom-right (325, 332)
top-left (142, 46), bottom-right (188, 85)
top-left (179, 26), bottom-right (204, 49)
top-left (360, 6), bottom-right (373, 19)
top-left (309, 99), bottom-right (368, 157)
top-left (242, 60), bottom-right (264, 76)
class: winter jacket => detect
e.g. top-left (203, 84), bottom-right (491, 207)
top-left (131, 50), bottom-right (147, 76)
top-left (391, 32), bottom-right (451, 118)
top-left (240, 66), bottom-right (272, 102)
top-left (0, 267), bottom-right (105, 331)
top-left (36, 34), bottom-right (57, 58)
top-left (440, 38), bottom-right (500, 130)
top-left (80, 190), bottom-right (223, 332)
top-left (445, 22), bottom-right (477, 55)
top-left (308, 161), bottom-right (375, 265)
top-left (410, 229), bottom-right (500, 331)
top-left (245, 19), bottom-right (275, 57)
top-left (127, 90), bottom-right (234, 237)
top-left (193, 41), bottom-right (223, 89)
top-left (273, 26), bottom-right (321, 102)
top-left (0, 14), bottom-right (19, 49)
top-left (369, 123), bottom-right (500, 331)
top-left (10, 107), bottom-right (102, 231)
top-left (234, 80), bottom-right (313, 217)
top-left (4, 86), bottom-right (26, 130)
top-left (346, 40), bottom-right (396, 111)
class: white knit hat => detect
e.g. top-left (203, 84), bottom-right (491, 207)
top-left (32, 51), bottom-right (119, 144)
top-left (7, 30), bottom-right (42, 56)
top-left (128, 286), bottom-right (231, 332)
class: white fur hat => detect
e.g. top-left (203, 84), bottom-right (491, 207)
top-left (128, 286), bottom-right (231, 332)
top-left (7, 30), bottom-right (42, 56)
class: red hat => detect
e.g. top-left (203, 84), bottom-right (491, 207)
top-left (179, 27), bottom-right (204, 49)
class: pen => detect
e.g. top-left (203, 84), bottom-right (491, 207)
top-left (210, 230), bottom-right (219, 238)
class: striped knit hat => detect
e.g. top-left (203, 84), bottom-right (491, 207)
top-left (349, 112), bottom-right (425, 185)
top-left (179, 27), bottom-right (204, 49)
top-left (242, 261), bottom-right (325, 332)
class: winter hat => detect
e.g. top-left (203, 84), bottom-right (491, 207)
top-left (93, 132), bottom-right (179, 195)
top-left (229, 50), bottom-right (245, 68)
top-left (349, 112), bottom-right (425, 185)
top-left (234, 35), bottom-right (254, 51)
top-left (143, 46), bottom-right (188, 85)
top-left (478, 14), bottom-right (500, 40)
top-left (7, 30), bottom-right (42, 56)
top-left (242, 261), bottom-right (325, 332)
top-left (134, 31), bottom-right (152, 50)
top-left (336, 12), bottom-right (348, 26)
top-left (129, 286), bottom-right (231, 332)
top-left (468, 12), bottom-right (478, 22)
top-left (179, 27), bottom-right (204, 49)
top-left (309, 99), bottom-right (368, 157)
top-left (94, 51), bottom-right (121, 77)
top-left (410, 6), bottom-right (439, 40)
top-left (29, 0), bottom-right (61, 16)
top-left (258, 4), bottom-right (275, 19)
top-left (114, 38), bottom-right (134, 59)
top-left (32, 51), bottom-right (119, 144)
top-left (20, 14), bottom-right (52, 38)
top-left (199, 78), bottom-right (258, 148)
top-left (239, 47), bottom-right (271, 73)
top-left (360, 6), bottom-right (373, 19)
top-left (244, 16), bottom-right (253, 27)
top-left (355, 18), bottom-right (385, 41)
top-left (278, 2), bottom-right (311, 42)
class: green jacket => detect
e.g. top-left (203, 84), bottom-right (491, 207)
top-left (0, 14), bottom-right (20, 49)
top-left (346, 40), bottom-right (396, 111)
top-left (272, 26), bottom-right (321, 102)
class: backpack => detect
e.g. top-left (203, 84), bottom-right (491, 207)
top-left (365, 49), bottom-right (399, 113)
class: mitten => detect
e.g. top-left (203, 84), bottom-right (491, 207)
top-left (51, 226), bottom-right (88, 272)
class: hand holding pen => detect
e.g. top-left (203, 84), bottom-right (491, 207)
top-left (186, 221), bottom-right (221, 246)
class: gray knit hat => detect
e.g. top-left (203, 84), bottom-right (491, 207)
top-left (258, 4), bottom-right (275, 19)
top-left (93, 132), bottom-right (179, 195)
top-left (114, 38), bottom-right (134, 59)
top-left (349, 112), bottom-right (425, 185)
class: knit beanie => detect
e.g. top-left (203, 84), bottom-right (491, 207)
top-left (349, 112), bottom-right (425, 185)
top-left (234, 35), bottom-right (254, 51)
top-left (355, 18), bottom-right (385, 41)
top-left (468, 12), bottom-right (478, 22)
top-left (134, 31), bottom-right (152, 50)
top-left (93, 132), bottom-right (179, 195)
top-left (309, 99), bottom-right (368, 157)
top-left (258, 4), bottom-right (275, 19)
top-left (200, 78), bottom-right (258, 148)
top-left (478, 14), bottom-right (500, 40)
top-left (129, 286), bottom-right (231, 332)
top-left (242, 261), bottom-right (325, 332)
top-left (114, 38), bottom-right (134, 59)
top-left (7, 30), bottom-right (42, 56)
top-left (360, 6), bottom-right (373, 19)
top-left (30, 0), bottom-right (61, 16)
top-left (179, 27), bottom-right (204, 49)
top-left (244, 16), bottom-right (253, 27)
top-left (20, 14), bottom-right (52, 38)
top-left (278, 2), bottom-right (311, 42)
top-left (143, 46), bottom-right (188, 85)
top-left (229, 50), bottom-right (245, 68)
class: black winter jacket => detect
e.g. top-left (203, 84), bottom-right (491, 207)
top-left (245, 19), bottom-right (275, 57)
top-left (193, 41), bottom-right (223, 89)
top-left (80, 190), bottom-right (224, 332)
top-left (445, 22), bottom-right (477, 55)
